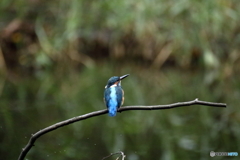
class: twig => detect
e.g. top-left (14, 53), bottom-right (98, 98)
top-left (18, 99), bottom-right (226, 160)
top-left (102, 151), bottom-right (126, 160)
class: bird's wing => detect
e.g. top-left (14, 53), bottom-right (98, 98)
top-left (104, 88), bottom-right (111, 108)
top-left (116, 86), bottom-right (123, 108)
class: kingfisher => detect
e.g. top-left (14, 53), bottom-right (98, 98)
top-left (104, 74), bottom-right (129, 117)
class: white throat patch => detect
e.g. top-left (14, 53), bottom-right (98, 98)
top-left (110, 84), bottom-right (117, 88)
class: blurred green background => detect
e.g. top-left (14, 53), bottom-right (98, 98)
top-left (0, 0), bottom-right (239, 159)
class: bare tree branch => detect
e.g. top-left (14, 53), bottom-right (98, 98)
top-left (18, 99), bottom-right (226, 160)
top-left (102, 151), bottom-right (126, 160)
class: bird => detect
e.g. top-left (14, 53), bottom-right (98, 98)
top-left (104, 74), bottom-right (129, 117)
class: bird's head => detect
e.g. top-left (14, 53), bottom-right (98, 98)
top-left (105, 74), bottom-right (129, 88)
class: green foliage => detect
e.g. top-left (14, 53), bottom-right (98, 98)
top-left (0, 0), bottom-right (239, 159)
top-left (1, 0), bottom-right (239, 69)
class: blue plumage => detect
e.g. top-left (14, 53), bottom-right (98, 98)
top-left (104, 74), bottom-right (129, 117)
top-left (104, 86), bottom-right (122, 116)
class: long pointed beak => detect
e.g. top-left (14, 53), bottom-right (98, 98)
top-left (120, 74), bottom-right (130, 80)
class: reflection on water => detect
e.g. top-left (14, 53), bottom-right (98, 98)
top-left (0, 68), bottom-right (238, 160)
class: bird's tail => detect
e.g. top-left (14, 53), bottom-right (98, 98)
top-left (108, 106), bottom-right (117, 117)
